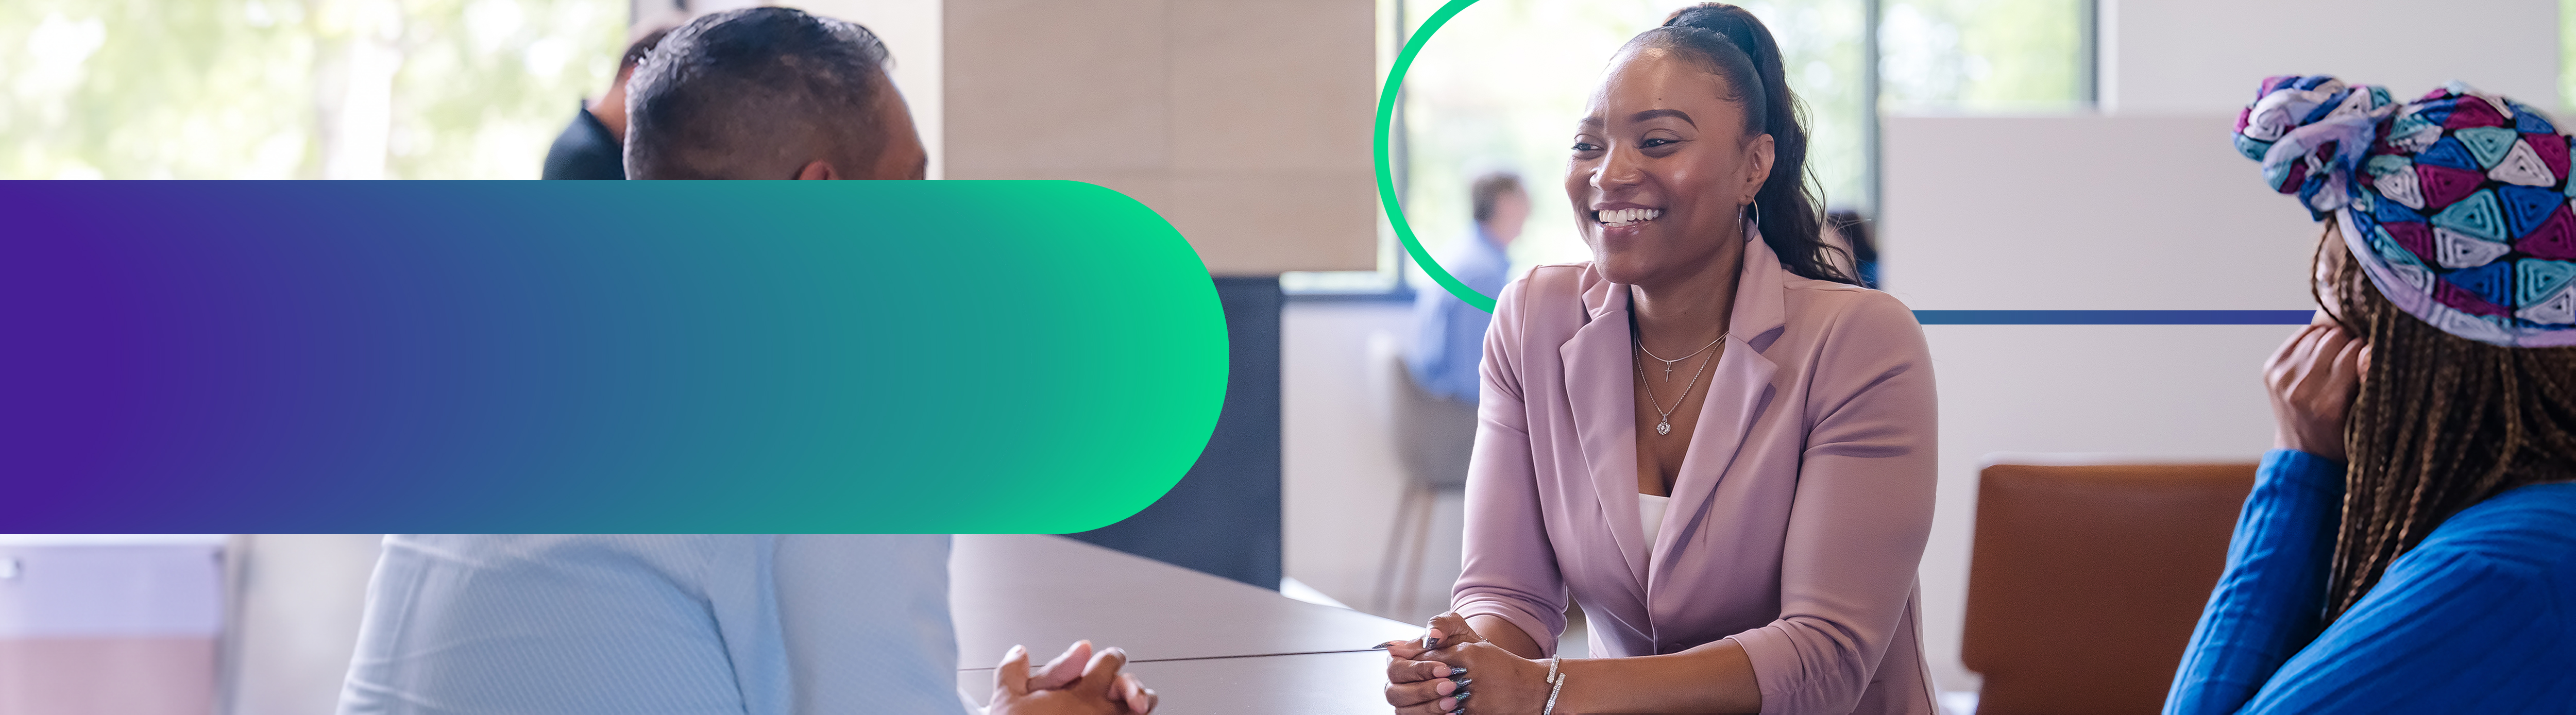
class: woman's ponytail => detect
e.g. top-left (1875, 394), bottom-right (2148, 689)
top-left (1643, 4), bottom-right (1854, 284)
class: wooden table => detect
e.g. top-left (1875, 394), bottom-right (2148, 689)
top-left (950, 535), bottom-right (1418, 713)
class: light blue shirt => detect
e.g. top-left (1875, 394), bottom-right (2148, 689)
top-left (1408, 227), bottom-right (1512, 403)
top-left (338, 535), bottom-right (970, 715)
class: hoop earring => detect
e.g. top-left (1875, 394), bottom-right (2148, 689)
top-left (1741, 201), bottom-right (1761, 234)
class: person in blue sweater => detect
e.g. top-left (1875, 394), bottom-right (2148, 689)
top-left (1407, 171), bottom-right (1528, 404)
top-left (2167, 75), bottom-right (2576, 714)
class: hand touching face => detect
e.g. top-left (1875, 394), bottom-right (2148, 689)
top-left (2266, 317), bottom-right (2369, 463)
top-left (988, 641), bottom-right (1157, 715)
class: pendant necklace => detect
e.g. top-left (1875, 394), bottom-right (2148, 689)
top-left (1634, 333), bottom-right (1724, 436)
top-left (1637, 333), bottom-right (1724, 382)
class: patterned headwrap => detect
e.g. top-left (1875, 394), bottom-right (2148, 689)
top-left (2236, 75), bottom-right (2576, 347)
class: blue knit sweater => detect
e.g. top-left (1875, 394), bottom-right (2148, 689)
top-left (2165, 449), bottom-right (2576, 714)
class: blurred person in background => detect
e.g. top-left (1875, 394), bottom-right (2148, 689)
top-left (1408, 171), bottom-right (1529, 404)
top-left (341, 10), bottom-right (1147, 715)
top-left (1825, 207), bottom-right (1879, 289)
top-left (2167, 76), bottom-right (2576, 714)
top-left (539, 25), bottom-right (671, 179)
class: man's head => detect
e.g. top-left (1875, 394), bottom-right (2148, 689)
top-left (1470, 171), bottom-right (1529, 246)
top-left (623, 7), bottom-right (926, 179)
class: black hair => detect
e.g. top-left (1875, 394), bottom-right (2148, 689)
top-left (1470, 171), bottom-right (1524, 224)
top-left (2311, 218), bottom-right (2576, 623)
top-left (1827, 207), bottom-right (1875, 264)
top-left (1633, 4), bottom-right (1855, 284)
top-left (623, 7), bottom-right (892, 179)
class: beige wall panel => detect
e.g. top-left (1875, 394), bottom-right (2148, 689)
top-left (947, 0), bottom-right (1378, 274)
top-left (1162, 169), bottom-right (1377, 273)
top-left (1166, 0), bottom-right (1375, 173)
top-left (944, 0), bottom-right (1172, 173)
top-left (953, 169), bottom-right (1181, 225)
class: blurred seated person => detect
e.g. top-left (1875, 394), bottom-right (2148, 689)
top-left (1825, 207), bottom-right (1878, 289)
top-left (340, 11), bottom-right (1146, 715)
top-left (540, 25), bottom-right (670, 179)
top-left (1407, 171), bottom-right (1528, 404)
top-left (2166, 76), bottom-right (2576, 714)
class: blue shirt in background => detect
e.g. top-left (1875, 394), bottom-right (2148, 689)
top-left (1408, 227), bottom-right (1512, 404)
top-left (2165, 450), bottom-right (2576, 714)
top-left (338, 534), bottom-right (969, 715)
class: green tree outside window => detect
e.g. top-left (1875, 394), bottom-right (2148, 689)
top-left (1, 0), bottom-right (623, 179)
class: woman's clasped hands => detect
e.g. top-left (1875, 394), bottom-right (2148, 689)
top-left (1383, 612), bottom-right (1555, 714)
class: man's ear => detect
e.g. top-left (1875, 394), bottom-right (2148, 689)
top-left (794, 160), bottom-right (840, 180)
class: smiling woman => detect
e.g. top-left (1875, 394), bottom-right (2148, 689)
top-left (1564, 6), bottom-right (1852, 288)
top-left (1381, 4), bottom-right (1939, 714)
top-left (1392, 0), bottom-right (1875, 277)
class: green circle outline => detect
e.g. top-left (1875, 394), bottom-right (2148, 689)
top-left (1376, 0), bottom-right (1495, 312)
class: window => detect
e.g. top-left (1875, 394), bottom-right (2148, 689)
top-left (0, 0), bottom-right (625, 179)
top-left (1880, 0), bottom-right (2092, 113)
top-left (1332, 0), bottom-right (2093, 293)
top-left (2564, 0), bottom-right (2576, 111)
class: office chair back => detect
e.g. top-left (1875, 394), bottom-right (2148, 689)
top-left (1962, 462), bottom-right (2257, 714)
top-left (1366, 332), bottom-right (1475, 491)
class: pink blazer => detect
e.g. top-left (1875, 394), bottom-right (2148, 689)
top-left (1452, 234), bottom-right (1939, 714)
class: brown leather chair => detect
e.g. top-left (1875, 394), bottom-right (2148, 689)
top-left (1962, 462), bottom-right (2259, 714)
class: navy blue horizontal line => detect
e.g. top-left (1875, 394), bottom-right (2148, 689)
top-left (1913, 310), bottom-right (2314, 325)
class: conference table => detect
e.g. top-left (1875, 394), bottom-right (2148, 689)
top-left (950, 535), bottom-right (1420, 713)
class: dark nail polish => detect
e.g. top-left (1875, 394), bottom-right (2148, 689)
top-left (1453, 679), bottom-right (1472, 688)
top-left (1449, 667), bottom-right (1467, 675)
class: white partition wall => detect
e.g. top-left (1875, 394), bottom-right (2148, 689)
top-left (1882, 115), bottom-right (2320, 310)
top-left (2100, 0), bottom-right (2559, 114)
top-left (1883, 113), bottom-right (2312, 695)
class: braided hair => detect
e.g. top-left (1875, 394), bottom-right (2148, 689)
top-left (1632, 4), bottom-right (1857, 285)
top-left (2315, 218), bottom-right (2576, 622)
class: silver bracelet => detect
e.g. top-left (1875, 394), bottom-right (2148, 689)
top-left (1542, 659), bottom-right (1565, 715)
